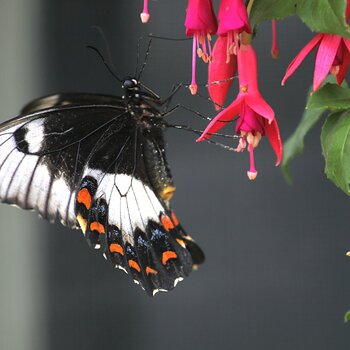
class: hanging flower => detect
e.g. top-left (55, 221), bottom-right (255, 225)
top-left (198, 44), bottom-right (282, 180)
top-left (208, 36), bottom-right (237, 110)
top-left (282, 1), bottom-right (350, 90)
top-left (281, 34), bottom-right (350, 91)
top-left (184, 0), bottom-right (218, 95)
top-left (140, 0), bottom-right (150, 23)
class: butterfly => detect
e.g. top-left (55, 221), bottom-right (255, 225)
top-left (0, 77), bottom-right (204, 296)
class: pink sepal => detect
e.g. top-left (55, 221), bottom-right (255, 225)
top-left (265, 119), bottom-right (283, 166)
top-left (314, 34), bottom-right (342, 90)
top-left (245, 93), bottom-right (275, 123)
top-left (196, 96), bottom-right (243, 141)
top-left (281, 33), bottom-right (323, 86)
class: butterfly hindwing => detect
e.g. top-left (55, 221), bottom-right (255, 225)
top-left (74, 124), bottom-right (200, 295)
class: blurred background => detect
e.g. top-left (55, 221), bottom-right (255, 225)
top-left (1, 0), bottom-right (350, 349)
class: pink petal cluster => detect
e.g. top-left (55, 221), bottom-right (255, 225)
top-left (282, 0), bottom-right (350, 90)
top-left (184, 0), bottom-right (251, 96)
top-left (198, 44), bottom-right (283, 180)
top-left (282, 33), bottom-right (350, 91)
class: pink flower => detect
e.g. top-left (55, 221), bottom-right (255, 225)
top-left (140, 0), bottom-right (150, 23)
top-left (198, 44), bottom-right (282, 180)
top-left (217, 0), bottom-right (251, 60)
top-left (184, 0), bottom-right (218, 95)
top-left (281, 33), bottom-right (350, 91)
top-left (208, 36), bottom-right (237, 110)
top-left (282, 1), bottom-right (350, 90)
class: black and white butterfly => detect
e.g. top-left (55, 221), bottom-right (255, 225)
top-left (0, 76), bottom-right (205, 296)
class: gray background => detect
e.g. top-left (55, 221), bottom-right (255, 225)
top-left (1, 0), bottom-right (350, 349)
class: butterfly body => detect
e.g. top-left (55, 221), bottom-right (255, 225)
top-left (0, 79), bottom-right (204, 296)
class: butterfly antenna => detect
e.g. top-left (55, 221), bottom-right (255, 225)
top-left (137, 37), bottom-right (152, 80)
top-left (147, 34), bottom-right (191, 41)
top-left (135, 36), bottom-right (144, 78)
top-left (91, 25), bottom-right (115, 69)
top-left (86, 45), bottom-right (122, 83)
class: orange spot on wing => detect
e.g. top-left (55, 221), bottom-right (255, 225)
top-left (171, 212), bottom-right (180, 226)
top-left (161, 214), bottom-right (175, 231)
top-left (77, 188), bottom-right (92, 209)
top-left (146, 266), bottom-right (158, 275)
top-left (162, 251), bottom-right (177, 265)
top-left (176, 238), bottom-right (186, 249)
top-left (90, 221), bottom-right (105, 234)
top-left (128, 260), bottom-right (141, 272)
top-left (109, 243), bottom-right (124, 255)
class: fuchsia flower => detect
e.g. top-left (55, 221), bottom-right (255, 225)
top-left (208, 36), bottom-right (237, 110)
top-left (207, 0), bottom-right (250, 110)
top-left (282, 33), bottom-right (350, 91)
top-left (198, 44), bottom-right (283, 180)
top-left (184, 0), bottom-right (218, 95)
top-left (140, 0), bottom-right (150, 23)
top-left (282, 1), bottom-right (350, 90)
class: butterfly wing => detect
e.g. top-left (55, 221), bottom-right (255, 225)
top-left (0, 94), bottom-right (204, 295)
top-left (20, 92), bottom-right (124, 115)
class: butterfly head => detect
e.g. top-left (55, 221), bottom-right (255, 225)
top-left (122, 78), bottom-right (140, 97)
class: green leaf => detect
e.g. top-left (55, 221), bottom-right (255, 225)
top-left (249, 0), bottom-right (296, 25)
top-left (250, 0), bottom-right (350, 38)
top-left (345, 310), bottom-right (350, 323)
top-left (297, 0), bottom-right (349, 38)
top-left (321, 110), bottom-right (350, 195)
top-left (282, 107), bottom-right (326, 183)
top-left (307, 84), bottom-right (350, 110)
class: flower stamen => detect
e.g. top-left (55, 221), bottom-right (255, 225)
top-left (271, 20), bottom-right (279, 59)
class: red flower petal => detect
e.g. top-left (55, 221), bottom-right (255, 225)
top-left (281, 33), bottom-right (323, 86)
top-left (336, 40), bottom-right (350, 85)
top-left (185, 0), bottom-right (218, 36)
top-left (264, 118), bottom-right (283, 166)
top-left (313, 34), bottom-right (342, 90)
top-left (245, 93), bottom-right (275, 123)
top-left (196, 96), bottom-right (243, 141)
top-left (208, 36), bottom-right (237, 110)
